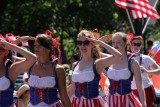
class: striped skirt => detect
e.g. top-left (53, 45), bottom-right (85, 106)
top-left (71, 95), bottom-right (108, 107)
top-left (106, 92), bottom-right (142, 107)
top-left (51, 101), bottom-right (63, 107)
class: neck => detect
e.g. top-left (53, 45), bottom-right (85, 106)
top-left (37, 56), bottom-right (50, 65)
top-left (135, 52), bottom-right (141, 56)
top-left (82, 56), bottom-right (93, 62)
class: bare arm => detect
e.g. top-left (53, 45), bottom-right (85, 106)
top-left (56, 65), bottom-right (71, 107)
top-left (132, 60), bottom-right (146, 107)
top-left (142, 63), bottom-right (160, 75)
top-left (0, 40), bottom-right (36, 82)
top-left (88, 39), bottom-right (121, 74)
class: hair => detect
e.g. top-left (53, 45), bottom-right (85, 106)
top-left (36, 34), bottom-right (55, 60)
top-left (113, 32), bottom-right (130, 53)
top-left (77, 30), bottom-right (101, 59)
top-left (132, 36), bottom-right (143, 43)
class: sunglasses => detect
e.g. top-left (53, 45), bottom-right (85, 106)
top-left (133, 43), bottom-right (141, 47)
top-left (77, 40), bottom-right (90, 46)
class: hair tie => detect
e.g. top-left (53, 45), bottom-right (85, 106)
top-left (92, 28), bottom-right (100, 39)
top-left (45, 29), bottom-right (53, 37)
top-left (5, 33), bottom-right (17, 44)
top-left (44, 30), bottom-right (61, 64)
top-left (0, 34), bottom-right (4, 39)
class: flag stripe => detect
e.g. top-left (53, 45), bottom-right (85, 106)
top-left (115, 0), bottom-right (159, 20)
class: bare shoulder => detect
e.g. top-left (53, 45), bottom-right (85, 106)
top-left (131, 59), bottom-right (139, 67)
top-left (131, 59), bottom-right (140, 73)
top-left (56, 64), bottom-right (65, 75)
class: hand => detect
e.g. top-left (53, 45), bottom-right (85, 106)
top-left (86, 37), bottom-right (101, 46)
top-left (140, 66), bottom-right (148, 73)
top-left (0, 39), bottom-right (12, 50)
top-left (99, 34), bottom-right (112, 43)
top-left (16, 36), bottom-right (35, 44)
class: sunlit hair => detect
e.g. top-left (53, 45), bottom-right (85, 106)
top-left (36, 34), bottom-right (54, 60)
top-left (132, 36), bottom-right (142, 43)
top-left (113, 32), bottom-right (130, 53)
top-left (77, 30), bottom-right (100, 59)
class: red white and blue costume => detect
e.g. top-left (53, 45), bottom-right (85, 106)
top-left (71, 61), bottom-right (108, 107)
top-left (28, 61), bottom-right (63, 107)
top-left (131, 54), bottom-right (156, 107)
top-left (0, 59), bottom-right (16, 107)
top-left (104, 58), bottom-right (142, 107)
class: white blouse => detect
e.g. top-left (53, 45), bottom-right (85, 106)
top-left (72, 66), bottom-right (95, 83)
top-left (107, 67), bottom-right (131, 81)
top-left (0, 76), bottom-right (10, 91)
top-left (28, 75), bottom-right (56, 88)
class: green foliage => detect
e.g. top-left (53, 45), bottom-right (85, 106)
top-left (0, 0), bottom-right (160, 63)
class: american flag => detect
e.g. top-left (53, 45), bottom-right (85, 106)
top-left (115, 0), bottom-right (159, 20)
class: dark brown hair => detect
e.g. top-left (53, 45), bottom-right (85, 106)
top-left (36, 34), bottom-right (55, 59)
top-left (132, 36), bottom-right (142, 43)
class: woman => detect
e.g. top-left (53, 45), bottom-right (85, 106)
top-left (69, 30), bottom-right (122, 107)
top-left (102, 32), bottom-right (146, 107)
top-left (27, 34), bottom-right (71, 107)
top-left (17, 84), bottom-right (30, 107)
top-left (131, 36), bottom-right (160, 107)
top-left (0, 37), bottom-right (36, 107)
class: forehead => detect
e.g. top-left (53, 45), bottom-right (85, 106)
top-left (112, 34), bottom-right (123, 42)
top-left (132, 39), bottom-right (141, 43)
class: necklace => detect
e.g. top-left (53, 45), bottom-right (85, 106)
top-left (37, 61), bottom-right (51, 72)
top-left (38, 61), bottom-right (51, 66)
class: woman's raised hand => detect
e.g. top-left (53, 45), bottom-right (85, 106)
top-left (15, 36), bottom-right (35, 44)
top-left (99, 34), bottom-right (112, 43)
top-left (0, 39), bottom-right (13, 50)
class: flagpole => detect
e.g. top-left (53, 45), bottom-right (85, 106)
top-left (142, 0), bottom-right (159, 34)
top-left (126, 9), bottom-right (135, 34)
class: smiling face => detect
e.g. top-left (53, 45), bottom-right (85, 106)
top-left (112, 32), bottom-right (127, 53)
top-left (77, 36), bottom-right (91, 54)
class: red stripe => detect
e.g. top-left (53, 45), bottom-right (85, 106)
top-left (123, 96), bottom-right (126, 107)
top-left (120, 96), bottom-right (122, 107)
top-left (116, 96), bottom-right (118, 107)
top-left (112, 95), bottom-right (116, 107)
top-left (86, 99), bottom-right (89, 107)
top-left (128, 94), bottom-right (136, 107)
top-left (77, 98), bottom-right (81, 107)
top-left (82, 99), bottom-right (85, 107)
top-left (115, 0), bottom-right (159, 20)
top-left (72, 97), bottom-right (74, 107)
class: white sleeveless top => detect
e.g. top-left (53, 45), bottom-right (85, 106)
top-left (28, 75), bottom-right (56, 88)
top-left (0, 76), bottom-right (10, 91)
top-left (28, 75), bottom-right (56, 107)
top-left (107, 67), bottom-right (131, 81)
top-left (72, 66), bottom-right (95, 83)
